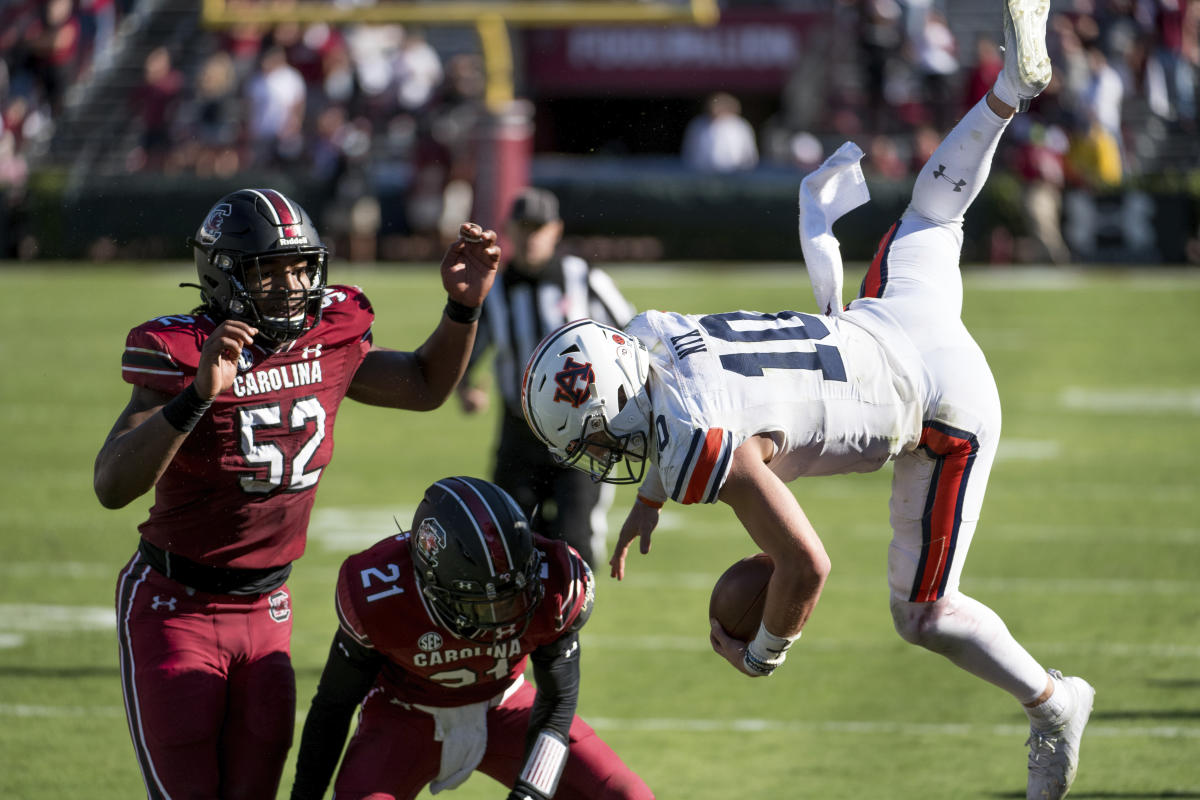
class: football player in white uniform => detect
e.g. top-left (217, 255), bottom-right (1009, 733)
top-left (521, 3), bottom-right (1093, 798)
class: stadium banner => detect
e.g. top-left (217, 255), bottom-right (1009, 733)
top-left (521, 9), bottom-right (828, 95)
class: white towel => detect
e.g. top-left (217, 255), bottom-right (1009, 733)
top-left (425, 700), bottom-right (490, 794)
top-left (418, 676), bottom-right (525, 794)
top-left (797, 141), bottom-right (871, 316)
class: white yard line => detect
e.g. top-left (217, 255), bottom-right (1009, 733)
top-left (1062, 387), bottom-right (1200, 415)
top-left (580, 634), bottom-right (1200, 660)
top-left (1, 704), bottom-right (1195, 742)
top-left (611, 572), bottom-right (1199, 595)
top-left (585, 717), bottom-right (1200, 740)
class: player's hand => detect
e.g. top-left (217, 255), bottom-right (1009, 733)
top-left (194, 320), bottom-right (256, 400)
top-left (442, 222), bottom-right (499, 308)
top-left (709, 619), bottom-right (764, 677)
top-left (609, 499), bottom-right (659, 580)
top-left (457, 383), bottom-right (489, 414)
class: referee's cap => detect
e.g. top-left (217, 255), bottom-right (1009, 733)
top-left (508, 187), bottom-right (560, 226)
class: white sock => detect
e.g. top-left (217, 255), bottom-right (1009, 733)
top-left (1026, 674), bottom-right (1074, 730)
top-left (892, 593), bottom-right (1053, 701)
top-left (992, 69), bottom-right (1023, 111)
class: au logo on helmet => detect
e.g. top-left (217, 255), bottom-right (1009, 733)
top-left (553, 357), bottom-right (595, 407)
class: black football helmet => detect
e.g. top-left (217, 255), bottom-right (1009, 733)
top-left (410, 476), bottom-right (544, 644)
top-left (186, 188), bottom-right (328, 344)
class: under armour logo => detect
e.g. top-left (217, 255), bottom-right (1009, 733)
top-left (553, 357), bottom-right (595, 408)
top-left (150, 595), bottom-right (177, 612)
top-left (931, 164), bottom-right (966, 192)
top-left (301, 343), bottom-right (323, 359)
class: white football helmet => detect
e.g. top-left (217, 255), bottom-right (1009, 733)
top-left (521, 320), bottom-right (653, 484)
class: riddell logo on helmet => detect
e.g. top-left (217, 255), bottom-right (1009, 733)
top-left (552, 357), bottom-right (595, 407)
top-left (278, 236), bottom-right (309, 246)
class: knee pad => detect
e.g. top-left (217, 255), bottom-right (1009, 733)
top-left (890, 595), bottom-right (959, 653)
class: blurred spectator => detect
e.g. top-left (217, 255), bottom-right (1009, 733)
top-left (220, 21), bottom-right (266, 81)
top-left (320, 34), bottom-right (357, 108)
top-left (25, 0), bottom-right (82, 115)
top-left (1050, 13), bottom-right (1093, 102)
top-left (1080, 43), bottom-right (1125, 170)
top-left (128, 46), bottom-right (183, 172)
top-left (407, 53), bottom-right (486, 245)
top-left (865, 133), bottom-right (907, 180)
top-left (80, 0), bottom-right (117, 64)
top-left (344, 24), bottom-right (402, 124)
top-left (911, 8), bottom-right (959, 130)
top-left (0, 129), bottom-right (28, 190)
top-left (856, 0), bottom-right (905, 131)
top-left (1015, 121), bottom-right (1072, 264)
top-left (245, 45), bottom-right (306, 167)
top-left (1065, 112), bottom-right (1123, 188)
top-left (393, 27), bottom-right (442, 114)
top-left (188, 51), bottom-right (242, 177)
top-left (1147, 0), bottom-right (1198, 130)
top-left (273, 22), bottom-right (325, 88)
top-left (681, 92), bottom-right (759, 172)
top-left (789, 131), bottom-right (824, 172)
top-left (909, 123), bottom-right (941, 173)
top-left (963, 34), bottom-right (1004, 116)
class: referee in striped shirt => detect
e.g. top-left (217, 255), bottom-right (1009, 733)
top-left (458, 187), bottom-right (635, 568)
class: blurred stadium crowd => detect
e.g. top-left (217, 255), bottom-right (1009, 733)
top-left (1, 0), bottom-right (1197, 263)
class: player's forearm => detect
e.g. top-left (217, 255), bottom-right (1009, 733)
top-left (412, 311), bottom-right (478, 406)
top-left (515, 652), bottom-right (580, 800)
top-left (761, 555), bottom-right (827, 638)
top-left (289, 695), bottom-right (355, 800)
top-left (348, 316), bottom-right (476, 410)
top-left (93, 415), bottom-right (186, 509)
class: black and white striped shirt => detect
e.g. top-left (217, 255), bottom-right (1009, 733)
top-left (467, 253), bottom-right (635, 414)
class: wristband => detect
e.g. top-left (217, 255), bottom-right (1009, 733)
top-left (743, 621), bottom-right (801, 676)
top-left (444, 297), bottom-right (481, 324)
top-left (516, 731), bottom-right (567, 799)
top-left (161, 383), bottom-right (213, 433)
top-left (636, 495), bottom-right (663, 509)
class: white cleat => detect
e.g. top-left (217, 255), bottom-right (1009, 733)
top-left (999, 0), bottom-right (1052, 111)
top-left (1026, 670), bottom-right (1096, 800)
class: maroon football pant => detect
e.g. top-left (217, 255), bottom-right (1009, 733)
top-left (333, 680), bottom-right (654, 799)
top-left (115, 552), bottom-right (296, 800)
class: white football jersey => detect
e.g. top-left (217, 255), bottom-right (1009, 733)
top-left (628, 309), bottom-right (924, 505)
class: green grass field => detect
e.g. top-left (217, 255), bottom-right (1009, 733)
top-left (1, 262), bottom-right (1198, 799)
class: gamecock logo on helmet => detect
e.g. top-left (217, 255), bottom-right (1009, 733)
top-left (416, 517), bottom-right (446, 562)
top-left (199, 203), bottom-right (232, 245)
top-left (552, 357), bottom-right (595, 408)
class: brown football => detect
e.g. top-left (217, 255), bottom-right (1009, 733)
top-left (708, 552), bottom-right (774, 641)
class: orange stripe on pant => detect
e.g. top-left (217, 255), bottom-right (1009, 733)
top-left (911, 422), bottom-right (978, 602)
top-left (859, 222), bottom-right (898, 300)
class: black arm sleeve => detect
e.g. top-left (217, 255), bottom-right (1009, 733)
top-left (289, 628), bottom-right (384, 800)
top-left (525, 629), bottom-right (582, 750)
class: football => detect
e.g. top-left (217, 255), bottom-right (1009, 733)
top-left (708, 552), bottom-right (774, 641)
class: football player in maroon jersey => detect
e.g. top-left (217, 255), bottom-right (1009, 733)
top-left (94, 188), bottom-right (499, 800)
top-left (289, 476), bottom-right (653, 800)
